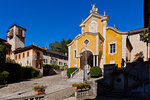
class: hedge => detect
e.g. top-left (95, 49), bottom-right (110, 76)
top-left (67, 68), bottom-right (78, 78)
top-left (4, 63), bottom-right (22, 82)
top-left (22, 66), bottom-right (40, 79)
top-left (90, 66), bottom-right (102, 78)
top-left (0, 63), bottom-right (40, 82)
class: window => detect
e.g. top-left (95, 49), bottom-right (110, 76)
top-left (74, 50), bottom-right (77, 58)
top-left (53, 61), bottom-right (57, 65)
top-left (59, 62), bottom-right (63, 65)
top-left (18, 28), bottom-right (23, 36)
top-left (19, 54), bottom-right (21, 59)
top-left (23, 53), bottom-right (25, 58)
top-left (64, 63), bottom-right (67, 66)
top-left (43, 59), bottom-right (47, 63)
top-left (43, 53), bottom-right (47, 55)
top-left (27, 52), bottom-right (29, 57)
top-left (50, 60), bottom-right (53, 64)
top-left (15, 55), bottom-right (17, 60)
top-left (110, 43), bottom-right (116, 54)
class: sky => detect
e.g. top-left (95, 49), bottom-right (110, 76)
top-left (0, 0), bottom-right (144, 48)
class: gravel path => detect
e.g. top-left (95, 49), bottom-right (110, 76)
top-left (0, 75), bottom-right (73, 99)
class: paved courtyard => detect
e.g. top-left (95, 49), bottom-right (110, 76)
top-left (0, 74), bottom-right (74, 100)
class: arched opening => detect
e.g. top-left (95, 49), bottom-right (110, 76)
top-left (80, 50), bottom-right (93, 70)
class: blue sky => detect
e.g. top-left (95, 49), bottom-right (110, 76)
top-left (0, 0), bottom-right (144, 48)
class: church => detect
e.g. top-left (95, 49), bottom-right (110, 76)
top-left (68, 4), bottom-right (149, 70)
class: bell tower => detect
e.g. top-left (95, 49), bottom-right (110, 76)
top-left (7, 24), bottom-right (26, 51)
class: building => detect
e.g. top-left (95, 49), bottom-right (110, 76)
top-left (68, 4), bottom-right (148, 70)
top-left (43, 49), bottom-right (68, 66)
top-left (5, 24), bottom-right (46, 73)
top-left (1, 24), bottom-right (68, 73)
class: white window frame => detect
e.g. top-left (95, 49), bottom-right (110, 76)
top-left (109, 42), bottom-right (117, 55)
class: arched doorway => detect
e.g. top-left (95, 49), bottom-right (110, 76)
top-left (80, 50), bottom-right (93, 70)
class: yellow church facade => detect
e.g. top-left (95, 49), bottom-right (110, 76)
top-left (68, 5), bottom-right (131, 69)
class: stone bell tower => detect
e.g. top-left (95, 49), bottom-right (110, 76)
top-left (7, 24), bottom-right (26, 52)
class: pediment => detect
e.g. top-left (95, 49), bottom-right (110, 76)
top-left (79, 13), bottom-right (109, 27)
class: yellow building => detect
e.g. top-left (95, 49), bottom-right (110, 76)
top-left (68, 4), bottom-right (148, 70)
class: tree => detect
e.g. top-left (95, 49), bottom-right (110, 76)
top-left (49, 38), bottom-right (72, 55)
top-left (140, 30), bottom-right (150, 60)
top-left (0, 44), bottom-right (6, 64)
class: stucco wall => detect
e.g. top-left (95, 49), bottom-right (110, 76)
top-left (105, 29), bottom-right (122, 68)
top-left (128, 34), bottom-right (150, 61)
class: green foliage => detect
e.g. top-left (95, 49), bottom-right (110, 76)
top-left (43, 64), bottom-right (60, 69)
top-left (72, 82), bottom-right (91, 89)
top-left (133, 51), bottom-right (144, 62)
top-left (33, 85), bottom-right (47, 91)
top-left (60, 66), bottom-right (68, 70)
top-left (0, 71), bottom-right (9, 80)
top-left (6, 58), bottom-right (16, 63)
top-left (21, 66), bottom-right (40, 79)
top-left (49, 38), bottom-right (72, 54)
top-left (90, 66), bottom-right (102, 78)
top-left (4, 63), bottom-right (22, 82)
top-left (0, 44), bottom-right (6, 64)
top-left (140, 30), bottom-right (150, 43)
top-left (66, 68), bottom-right (78, 78)
top-left (50, 64), bottom-right (60, 69)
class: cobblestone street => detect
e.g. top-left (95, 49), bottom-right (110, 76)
top-left (0, 75), bottom-right (74, 100)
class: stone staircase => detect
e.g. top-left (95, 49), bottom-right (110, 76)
top-left (68, 69), bottom-right (84, 83)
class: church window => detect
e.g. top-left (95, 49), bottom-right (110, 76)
top-left (84, 39), bottom-right (89, 45)
top-left (110, 43), bottom-right (116, 54)
top-left (74, 50), bottom-right (77, 58)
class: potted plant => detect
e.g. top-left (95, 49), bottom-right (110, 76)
top-left (33, 85), bottom-right (47, 95)
top-left (72, 83), bottom-right (78, 90)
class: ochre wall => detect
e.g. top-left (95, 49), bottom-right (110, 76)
top-left (70, 34), bottom-right (97, 68)
top-left (105, 29), bottom-right (122, 68)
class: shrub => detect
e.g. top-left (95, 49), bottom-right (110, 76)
top-left (90, 66), bottom-right (102, 78)
top-left (0, 44), bottom-right (6, 64)
top-left (72, 82), bottom-right (90, 89)
top-left (51, 64), bottom-right (60, 69)
top-left (22, 66), bottom-right (40, 79)
top-left (33, 85), bottom-right (47, 91)
top-left (67, 68), bottom-right (78, 78)
top-left (6, 58), bottom-right (16, 63)
top-left (4, 63), bottom-right (22, 82)
top-left (0, 71), bottom-right (9, 80)
top-left (60, 66), bottom-right (68, 70)
top-left (43, 64), bottom-right (52, 76)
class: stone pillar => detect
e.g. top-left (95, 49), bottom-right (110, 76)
top-left (96, 55), bottom-right (98, 66)
top-left (93, 56), bottom-right (95, 66)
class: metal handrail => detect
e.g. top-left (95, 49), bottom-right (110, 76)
top-left (70, 68), bottom-right (80, 78)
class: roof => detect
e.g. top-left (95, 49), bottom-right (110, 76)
top-left (14, 44), bottom-right (46, 54)
top-left (107, 27), bottom-right (148, 35)
top-left (128, 28), bottom-right (148, 35)
top-left (0, 38), bottom-right (7, 42)
top-left (46, 49), bottom-right (67, 57)
top-left (0, 38), bottom-right (11, 47)
top-left (144, 0), bottom-right (150, 28)
top-left (7, 24), bottom-right (27, 32)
